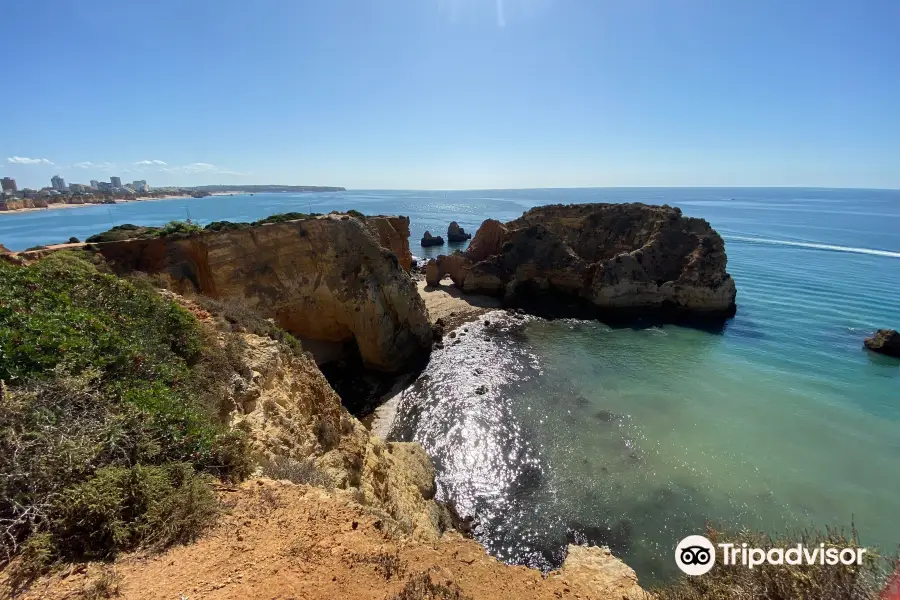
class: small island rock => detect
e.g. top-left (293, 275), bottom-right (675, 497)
top-left (421, 231), bottom-right (445, 247)
top-left (864, 329), bottom-right (900, 358)
top-left (447, 221), bottom-right (472, 242)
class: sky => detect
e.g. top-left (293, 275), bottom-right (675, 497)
top-left (2, 0), bottom-right (899, 190)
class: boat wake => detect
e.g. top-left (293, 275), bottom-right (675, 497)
top-left (728, 235), bottom-right (900, 258)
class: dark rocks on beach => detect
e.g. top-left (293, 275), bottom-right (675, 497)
top-left (447, 221), bottom-right (472, 243)
top-left (420, 231), bottom-right (445, 247)
top-left (864, 329), bottom-right (900, 358)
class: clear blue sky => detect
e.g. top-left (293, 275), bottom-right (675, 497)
top-left (2, 0), bottom-right (899, 190)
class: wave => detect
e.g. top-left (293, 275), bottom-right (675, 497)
top-left (727, 235), bottom-right (900, 258)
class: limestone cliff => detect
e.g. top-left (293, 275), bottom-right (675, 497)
top-left (95, 214), bottom-right (431, 372)
top-left (427, 203), bottom-right (737, 320)
top-left (175, 294), bottom-right (445, 541)
top-left (364, 215), bottom-right (413, 272)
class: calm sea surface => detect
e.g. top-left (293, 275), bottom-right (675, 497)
top-left (3, 188), bottom-right (899, 581)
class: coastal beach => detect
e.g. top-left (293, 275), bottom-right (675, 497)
top-left (0, 192), bottom-right (237, 215)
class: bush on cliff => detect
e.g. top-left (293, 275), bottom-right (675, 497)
top-left (0, 252), bottom-right (252, 579)
top-left (252, 212), bottom-right (311, 225)
top-left (85, 223), bottom-right (158, 243)
top-left (157, 220), bottom-right (202, 237)
top-left (205, 220), bottom-right (250, 232)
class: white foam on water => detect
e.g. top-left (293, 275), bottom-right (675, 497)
top-left (728, 235), bottom-right (900, 258)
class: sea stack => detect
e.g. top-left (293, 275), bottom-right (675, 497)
top-left (421, 231), bottom-right (445, 247)
top-left (447, 221), bottom-right (472, 242)
top-left (864, 329), bottom-right (900, 358)
top-left (426, 203), bottom-right (738, 321)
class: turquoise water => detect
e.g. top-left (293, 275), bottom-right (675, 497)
top-left (3, 188), bottom-right (899, 581)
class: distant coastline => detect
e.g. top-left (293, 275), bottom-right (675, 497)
top-left (0, 192), bottom-right (229, 215)
top-left (0, 185), bottom-right (346, 215)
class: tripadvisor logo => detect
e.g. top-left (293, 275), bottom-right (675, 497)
top-left (675, 535), bottom-right (868, 576)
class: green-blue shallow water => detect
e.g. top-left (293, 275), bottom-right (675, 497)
top-left (3, 187), bottom-right (899, 581)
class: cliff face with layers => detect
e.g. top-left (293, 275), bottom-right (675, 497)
top-left (427, 203), bottom-right (737, 319)
top-left (95, 214), bottom-right (431, 373)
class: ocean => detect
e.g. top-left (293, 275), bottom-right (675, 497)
top-left (2, 187), bottom-right (898, 582)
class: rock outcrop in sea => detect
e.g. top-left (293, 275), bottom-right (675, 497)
top-left (864, 328), bottom-right (900, 357)
top-left (426, 203), bottom-right (738, 320)
top-left (447, 221), bottom-right (472, 242)
top-left (420, 231), bottom-right (445, 247)
top-left (94, 213), bottom-right (432, 373)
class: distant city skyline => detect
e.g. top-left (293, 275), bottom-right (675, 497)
top-left (0, 173), bottom-right (153, 196)
top-left (2, 1), bottom-right (899, 190)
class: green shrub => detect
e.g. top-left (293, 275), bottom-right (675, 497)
top-left (85, 224), bottom-right (158, 244)
top-left (6, 533), bottom-right (57, 594)
top-left (0, 252), bottom-right (252, 576)
top-left (347, 209), bottom-right (365, 218)
top-left (51, 464), bottom-right (218, 558)
top-left (252, 212), bottom-right (309, 225)
top-left (204, 220), bottom-right (250, 232)
top-left (157, 220), bottom-right (202, 237)
top-left (0, 252), bottom-right (202, 382)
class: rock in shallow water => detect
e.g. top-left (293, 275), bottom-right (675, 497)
top-left (447, 221), bottom-right (472, 242)
top-left (864, 328), bottom-right (900, 358)
top-left (421, 230), bottom-right (445, 247)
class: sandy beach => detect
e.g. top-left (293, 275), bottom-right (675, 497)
top-left (0, 192), bottom-right (236, 216)
top-left (415, 277), bottom-right (501, 328)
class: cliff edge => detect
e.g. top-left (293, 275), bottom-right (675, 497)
top-left (94, 214), bottom-right (431, 373)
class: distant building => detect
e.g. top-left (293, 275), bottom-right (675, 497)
top-left (1, 177), bottom-right (17, 193)
top-left (110, 176), bottom-right (122, 187)
top-left (90, 179), bottom-right (99, 188)
top-left (98, 181), bottom-right (113, 192)
top-left (51, 175), bottom-right (67, 191)
top-left (133, 179), bottom-right (150, 193)
top-left (22, 188), bottom-right (39, 199)
top-left (69, 183), bottom-right (85, 193)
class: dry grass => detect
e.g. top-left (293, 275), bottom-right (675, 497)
top-left (79, 567), bottom-right (120, 599)
top-left (261, 456), bottom-right (334, 489)
top-left (391, 571), bottom-right (472, 600)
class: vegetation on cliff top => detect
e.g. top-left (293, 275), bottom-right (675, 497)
top-left (83, 211), bottom-right (371, 245)
top-left (0, 252), bottom-right (253, 586)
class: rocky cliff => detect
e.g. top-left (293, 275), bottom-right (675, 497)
top-left (95, 214), bottom-right (431, 373)
top-left (364, 215), bottom-right (414, 272)
top-left (427, 203), bottom-right (737, 320)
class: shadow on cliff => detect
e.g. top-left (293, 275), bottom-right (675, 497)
top-left (319, 340), bottom-right (427, 418)
top-left (498, 282), bottom-right (736, 336)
